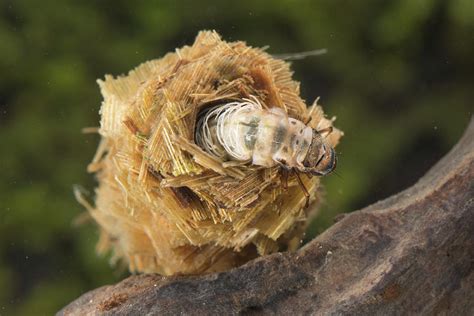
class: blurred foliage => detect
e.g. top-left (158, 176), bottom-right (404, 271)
top-left (0, 0), bottom-right (472, 314)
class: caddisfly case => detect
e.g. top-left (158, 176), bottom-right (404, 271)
top-left (82, 31), bottom-right (342, 275)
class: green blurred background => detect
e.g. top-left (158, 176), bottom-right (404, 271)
top-left (0, 0), bottom-right (472, 314)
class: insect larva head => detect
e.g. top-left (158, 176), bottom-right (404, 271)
top-left (302, 129), bottom-right (337, 176)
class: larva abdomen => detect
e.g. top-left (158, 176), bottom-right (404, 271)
top-left (241, 109), bottom-right (312, 168)
top-left (197, 98), bottom-right (313, 169)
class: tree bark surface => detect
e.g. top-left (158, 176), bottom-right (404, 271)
top-left (59, 118), bottom-right (474, 316)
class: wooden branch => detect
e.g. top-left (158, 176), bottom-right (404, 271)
top-left (59, 118), bottom-right (474, 315)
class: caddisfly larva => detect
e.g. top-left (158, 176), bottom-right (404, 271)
top-left (195, 96), bottom-right (337, 176)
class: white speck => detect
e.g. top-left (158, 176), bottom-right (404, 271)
top-left (434, 126), bottom-right (438, 130)
top-left (325, 250), bottom-right (333, 265)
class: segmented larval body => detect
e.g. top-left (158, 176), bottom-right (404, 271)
top-left (195, 97), bottom-right (313, 169)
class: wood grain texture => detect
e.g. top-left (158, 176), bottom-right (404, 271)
top-left (59, 118), bottom-right (474, 315)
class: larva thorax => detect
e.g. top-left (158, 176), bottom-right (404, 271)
top-left (195, 97), bottom-right (337, 176)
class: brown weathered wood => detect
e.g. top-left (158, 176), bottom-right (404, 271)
top-left (59, 118), bottom-right (474, 315)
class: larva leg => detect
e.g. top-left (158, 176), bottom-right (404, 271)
top-left (294, 170), bottom-right (310, 208)
top-left (280, 168), bottom-right (289, 190)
